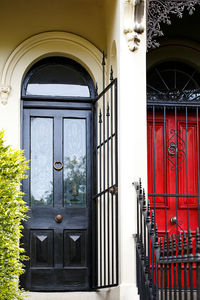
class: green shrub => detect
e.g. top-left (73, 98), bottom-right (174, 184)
top-left (0, 130), bottom-right (29, 300)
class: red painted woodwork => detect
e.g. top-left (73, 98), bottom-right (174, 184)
top-left (147, 109), bottom-right (199, 237)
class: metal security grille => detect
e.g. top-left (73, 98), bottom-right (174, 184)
top-left (147, 61), bottom-right (200, 237)
top-left (93, 55), bottom-right (118, 288)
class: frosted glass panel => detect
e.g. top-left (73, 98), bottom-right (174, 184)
top-left (27, 84), bottom-right (90, 97)
top-left (31, 118), bottom-right (53, 206)
top-left (64, 119), bottom-right (86, 206)
top-left (25, 63), bottom-right (90, 97)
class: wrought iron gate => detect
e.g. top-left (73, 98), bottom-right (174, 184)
top-left (93, 55), bottom-right (119, 288)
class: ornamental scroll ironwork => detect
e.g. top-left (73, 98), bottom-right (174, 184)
top-left (147, 89), bottom-right (200, 103)
top-left (167, 129), bottom-right (186, 170)
top-left (147, 0), bottom-right (200, 49)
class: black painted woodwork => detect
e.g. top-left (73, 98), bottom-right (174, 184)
top-left (21, 108), bottom-right (92, 291)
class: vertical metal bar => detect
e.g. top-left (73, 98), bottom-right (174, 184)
top-left (164, 236), bottom-right (168, 300)
top-left (155, 261), bottom-right (159, 300)
top-left (188, 230), bottom-right (194, 300)
top-left (197, 107), bottom-right (200, 229)
top-left (196, 228), bottom-right (200, 300)
top-left (151, 241), bottom-right (155, 297)
top-left (183, 231), bottom-right (188, 300)
top-left (153, 105), bottom-right (156, 224)
top-left (160, 263), bottom-right (163, 300)
top-left (110, 75), bottom-right (114, 285)
top-left (177, 233), bottom-right (182, 300)
top-left (102, 52), bottom-right (106, 286)
top-left (99, 109), bottom-right (102, 287)
top-left (93, 101), bottom-right (98, 288)
top-left (169, 235), bottom-right (172, 300)
top-left (197, 261), bottom-right (200, 300)
top-left (114, 79), bottom-right (119, 285)
top-left (173, 234), bottom-right (177, 300)
top-left (175, 107), bottom-right (178, 236)
top-left (160, 238), bottom-right (164, 300)
top-left (107, 102), bottom-right (110, 284)
top-left (185, 107), bottom-right (189, 233)
top-left (164, 106), bottom-right (167, 235)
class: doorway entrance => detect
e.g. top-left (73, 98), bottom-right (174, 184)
top-left (147, 61), bottom-right (200, 238)
top-left (21, 57), bottom-right (94, 291)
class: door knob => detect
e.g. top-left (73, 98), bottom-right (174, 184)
top-left (170, 216), bottom-right (177, 224)
top-left (55, 214), bottom-right (63, 223)
top-left (54, 161), bottom-right (63, 171)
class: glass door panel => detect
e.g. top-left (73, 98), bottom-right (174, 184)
top-left (30, 117), bottom-right (53, 206)
top-left (63, 119), bottom-right (87, 206)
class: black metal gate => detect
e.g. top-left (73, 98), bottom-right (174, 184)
top-left (93, 55), bottom-right (119, 288)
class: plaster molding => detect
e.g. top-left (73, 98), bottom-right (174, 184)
top-left (124, 0), bottom-right (145, 51)
top-left (0, 31), bottom-right (103, 104)
top-left (0, 86), bottom-right (11, 105)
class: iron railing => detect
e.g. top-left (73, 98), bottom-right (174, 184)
top-left (134, 179), bottom-right (200, 300)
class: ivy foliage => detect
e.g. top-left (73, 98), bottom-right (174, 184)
top-left (0, 130), bottom-right (29, 300)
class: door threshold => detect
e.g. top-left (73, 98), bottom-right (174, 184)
top-left (26, 289), bottom-right (118, 300)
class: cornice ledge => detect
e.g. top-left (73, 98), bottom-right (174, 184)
top-left (124, 0), bottom-right (145, 52)
top-left (0, 86), bottom-right (11, 105)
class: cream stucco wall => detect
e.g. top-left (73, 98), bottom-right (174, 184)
top-left (0, 0), bottom-right (106, 67)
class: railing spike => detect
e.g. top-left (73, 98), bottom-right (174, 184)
top-left (102, 51), bottom-right (105, 66)
top-left (188, 229), bottom-right (193, 257)
top-left (154, 223), bottom-right (159, 249)
top-left (143, 188), bottom-right (146, 212)
top-left (99, 109), bottom-right (102, 124)
top-left (160, 237), bottom-right (163, 257)
top-left (139, 178), bottom-right (143, 200)
top-left (168, 235), bottom-right (172, 257)
top-left (164, 235), bottom-right (168, 257)
top-left (177, 232), bottom-right (182, 258)
top-left (195, 227), bottom-right (200, 259)
top-left (139, 178), bottom-right (142, 191)
top-left (106, 104), bottom-right (110, 117)
top-left (183, 231), bottom-right (187, 257)
top-left (150, 210), bottom-right (154, 235)
top-left (172, 234), bottom-right (176, 257)
top-left (110, 66), bottom-right (113, 81)
top-left (146, 199), bottom-right (151, 223)
top-left (95, 83), bottom-right (98, 96)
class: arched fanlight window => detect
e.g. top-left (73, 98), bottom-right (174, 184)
top-left (147, 61), bottom-right (200, 103)
top-left (22, 57), bottom-right (95, 99)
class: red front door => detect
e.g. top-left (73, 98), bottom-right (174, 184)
top-left (147, 108), bottom-right (199, 241)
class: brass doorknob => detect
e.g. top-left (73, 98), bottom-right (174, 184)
top-left (53, 161), bottom-right (63, 171)
top-left (55, 214), bottom-right (63, 223)
top-left (170, 216), bottom-right (177, 224)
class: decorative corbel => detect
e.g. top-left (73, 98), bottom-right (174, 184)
top-left (0, 86), bottom-right (11, 105)
top-left (124, 0), bottom-right (145, 51)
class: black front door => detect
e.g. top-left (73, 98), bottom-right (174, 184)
top-left (21, 107), bottom-right (92, 291)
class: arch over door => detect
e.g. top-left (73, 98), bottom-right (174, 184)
top-left (21, 57), bottom-right (94, 291)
